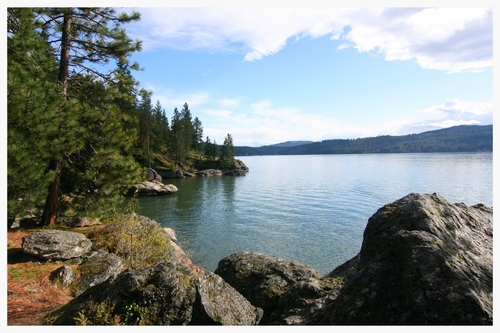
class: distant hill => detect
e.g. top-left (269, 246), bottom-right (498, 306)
top-left (234, 125), bottom-right (492, 156)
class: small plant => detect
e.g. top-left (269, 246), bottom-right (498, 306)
top-left (79, 253), bottom-right (90, 264)
top-left (121, 301), bottom-right (151, 325)
top-left (73, 300), bottom-right (152, 325)
top-left (74, 301), bottom-right (120, 325)
top-left (90, 203), bottom-right (172, 270)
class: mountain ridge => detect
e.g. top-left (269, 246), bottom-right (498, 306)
top-left (235, 125), bottom-right (492, 156)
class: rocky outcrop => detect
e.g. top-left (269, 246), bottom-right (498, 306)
top-left (40, 192), bottom-right (492, 325)
top-left (223, 158), bottom-right (249, 175)
top-left (22, 230), bottom-right (92, 260)
top-left (214, 252), bottom-right (321, 323)
top-left (73, 250), bottom-right (123, 297)
top-left (265, 193), bottom-right (493, 325)
top-left (126, 181), bottom-right (178, 196)
top-left (52, 261), bottom-right (263, 325)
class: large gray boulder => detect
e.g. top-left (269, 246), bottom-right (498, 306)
top-left (22, 229), bottom-right (92, 260)
top-left (126, 181), bottom-right (178, 196)
top-left (214, 251), bottom-right (321, 323)
top-left (73, 250), bottom-right (123, 297)
top-left (269, 192), bottom-right (493, 325)
top-left (193, 270), bottom-right (263, 325)
top-left (146, 168), bottom-right (162, 182)
top-left (52, 261), bottom-right (262, 325)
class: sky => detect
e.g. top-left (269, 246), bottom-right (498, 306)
top-left (96, 1), bottom-right (494, 148)
top-left (5, 1), bottom-right (495, 148)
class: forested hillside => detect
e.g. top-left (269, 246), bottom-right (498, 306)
top-left (235, 125), bottom-right (492, 156)
top-left (7, 8), bottom-right (236, 225)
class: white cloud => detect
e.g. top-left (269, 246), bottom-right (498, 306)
top-left (130, 7), bottom-right (492, 73)
top-left (218, 98), bottom-right (242, 108)
top-left (421, 99), bottom-right (492, 117)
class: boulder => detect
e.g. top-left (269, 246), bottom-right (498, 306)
top-left (159, 169), bottom-right (185, 179)
top-left (193, 270), bottom-right (264, 325)
top-left (214, 251), bottom-right (321, 323)
top-left (73, 250), bottom-right (123, 297)
top-left (50, 265), bottom-right (76, 287)
top-left (22, 229), bottom-right (92, 260)
top-left (52, 261), bottom-right (262, 325)
top-left (126, 181), bottom-right (178, 196)
top-left (268, 192), bottom-right (493, 325)
top-left (146, 168), bottom-right (162, 182)
top-left (195, 169), bottom-right (223, 177)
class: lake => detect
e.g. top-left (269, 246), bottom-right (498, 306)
top-left (133, 153), bottom-right (493, 275)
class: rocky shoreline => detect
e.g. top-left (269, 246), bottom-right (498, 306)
top-left (125, 159), bottom-right (249, 196)
top-left (13, 192), bottom-right (493, 325)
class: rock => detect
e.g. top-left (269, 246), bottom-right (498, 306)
top-left (50, 265), bottom-right (75, 287)
top-left (269, 192), bottom-right (493, 325)
top-left (224, 159), bottom-right (249, 175)
top-left (214, 251), bottom-right (321, 323)
top-left (146, 168), bottom-right (162, 182)
top-left (268, 255), bottom-right (359, 325)
top-left (164, 227), bottom-right (177, 243)
top-left (22, 229), bottom-right (92, 260)
top-left (52, 261), bottom-right (262, 325)
top-left (126, 181), bottom-right (178, 196)
top-left (73, 250), bottom-right (123, 297)
top-left (192, 270), bottom-right (264, 325)
top-left (195, 169), bottom-right (223, 177)
top-left (159, 169), bottom-right (184, 179)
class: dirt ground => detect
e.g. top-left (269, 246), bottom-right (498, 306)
top-left (7, 228), bottom-right (79, 325)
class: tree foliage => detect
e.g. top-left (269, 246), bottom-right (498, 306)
top-left (7, 7), bottom-right (237, 224)
top-left (8, 7), bottom-right (143, 224)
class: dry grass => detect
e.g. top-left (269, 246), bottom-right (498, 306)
top-left (7, 227), bottom-right (96, 326)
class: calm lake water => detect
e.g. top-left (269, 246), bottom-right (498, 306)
top-left (133, 153), bottom-right (493, 275)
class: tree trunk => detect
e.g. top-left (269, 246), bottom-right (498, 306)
top-left (41, 158), bottom-right (62, 226)
top-left (41, 10), bottom-right (72, 226)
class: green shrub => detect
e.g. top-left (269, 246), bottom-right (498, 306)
top-left (90, 200), bottom-right (173, 270)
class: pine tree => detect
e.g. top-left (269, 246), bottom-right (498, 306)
top-left (221, 133), bottom-right (235, 165)
top-left (192, 117), bottom-right (203, 153)
top-left (27, 7), bottom-right (141, 225)
top-left (8, 8), bottom-right (74, 218)
top-left (180, 103), bottom-right (195, 156)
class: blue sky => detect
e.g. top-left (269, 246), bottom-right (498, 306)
top-left (12, 1), bottom-right (495, 147)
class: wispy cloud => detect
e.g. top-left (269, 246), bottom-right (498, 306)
top-left (128, 7), bottom-right (492, 73)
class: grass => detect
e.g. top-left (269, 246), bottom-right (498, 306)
top-left (7, 228), bottom-right (79, 325)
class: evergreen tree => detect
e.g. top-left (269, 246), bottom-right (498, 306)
top-left (180, 102), bottom-right (195, 156)
top-left (8, 8), bottom-right (74, 217)
top-left (221, 133), bottom-right (235, 164)
top-left (137, 89), bottom-right (153, 167)
top-left (204, 136), bottom-right (212, 159)
top-left (152, 100), bottom-right (170, 153)
top-left (24, 7), bottom-right (142, 225)
top-left (192, 117), bottom-right (203, 153)
top-left (204, 136), bottom-right (219, 160)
